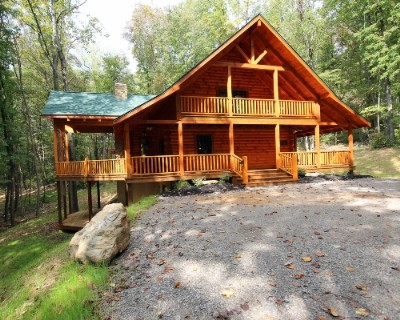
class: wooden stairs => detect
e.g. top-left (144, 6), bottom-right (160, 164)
top-left (233, 169), bottom-right (295, 187)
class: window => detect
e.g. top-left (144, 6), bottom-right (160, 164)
top-left (217, 89), bottom-right (248, 98)
top-left (197, 135), bottom-right (212, 154)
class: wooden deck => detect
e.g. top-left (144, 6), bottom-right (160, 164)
top-left (54, 151), bottom-right (351, 183)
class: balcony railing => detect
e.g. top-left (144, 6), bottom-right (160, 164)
top-left (180, 96), bottom-right (320, 119)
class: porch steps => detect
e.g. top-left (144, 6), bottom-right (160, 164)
top-left (234, 169), bottom-right (295, 187)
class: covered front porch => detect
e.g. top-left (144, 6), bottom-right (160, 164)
top-left (54, 149), bottom-right (354, 183)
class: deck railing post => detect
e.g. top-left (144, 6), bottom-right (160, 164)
top-left (242, 156), bottom-right (248, 185)
top-left (292, 153), bottom-right (298, 180)
top-left (84, 157), bottom-right (89, 177)
top-left (178, 122), bottom-right (184, 176)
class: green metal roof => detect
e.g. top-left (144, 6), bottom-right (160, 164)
top-left (42, 90), bottom-right (156, 117)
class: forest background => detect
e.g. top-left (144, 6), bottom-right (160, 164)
top-left (1, 0), bottom-right (399, 226)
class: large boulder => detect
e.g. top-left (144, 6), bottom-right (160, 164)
top-left (69, 203), bottom-right (131, 264)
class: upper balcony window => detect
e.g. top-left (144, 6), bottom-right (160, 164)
top-left (217, 89), bottom-right (247, 98)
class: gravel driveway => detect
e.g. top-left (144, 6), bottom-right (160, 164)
top-left (102, 178), bottom-right (400, 320)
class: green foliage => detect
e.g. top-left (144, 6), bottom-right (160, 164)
top-left (126, 0), bottom-right (235, 93)
top-left (174, 179), bottom-right (191, 190)
top-left (191, 176), bottom-right (205, 187)
top-left (369, 132), bottom-right (395, 149)
top-left (218, 172), bottom-right (232, 184)
top-left (126, 196), bottom-right (158, 222)
top-left (298, 168), bottom-right (307, 177)
top-left (0, 215), bottom-right (109, 320)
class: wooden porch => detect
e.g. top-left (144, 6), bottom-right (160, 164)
top-left (55, 150), bottom-right (353, 183)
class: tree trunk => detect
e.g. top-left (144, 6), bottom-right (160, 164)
top-left (385, 77), bottom-right (394, 141)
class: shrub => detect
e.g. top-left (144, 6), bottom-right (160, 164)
top-left (369, 132), bottom-right (395, 149)
top-left (298, 168), bottom-right (306, 177)
top-left (218, 173), bottom-right (232, 184)
top-left (174, 179), bottom-right (191, 190)
top-left (191, 176), bottom-right (205, 187)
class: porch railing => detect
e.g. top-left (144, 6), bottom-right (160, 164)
top-left (279, 153), bottom-right (298, 180)
top-left (183, 154), bottom-right (230, 171)
top-left (296, 150), bottom-right (350, 167)
top-left (129, 154), bottom-right (248, 183)
top-left (180, 96), bottom-right (319, 118)
top-left (130, 155), bottom-right (180, 175)
top-left (55, 158), bottom-right (126, 177)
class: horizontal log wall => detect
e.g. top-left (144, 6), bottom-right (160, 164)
top-left (170, 125), bottom-right (230, 155)
top-left (234, 125), bottom-right (294, 169)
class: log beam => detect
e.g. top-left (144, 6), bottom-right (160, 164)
top-left (215, 61), bottom-right (284, 71)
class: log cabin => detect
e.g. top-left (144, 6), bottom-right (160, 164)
top-left (43, 15), bottom-right (370, 230)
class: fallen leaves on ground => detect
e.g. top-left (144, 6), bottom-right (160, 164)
top-left (240, 302), bottom-right (249, 311)
top-left (356, 284), bottom-right (367, 291)
top-left (355, 308), bottom-right (369, 316)
top-left (284, 262), bottom-right (295, 269)
top-left (302, 256), bottom-right (313, 262)
top-left (327, 307), bottom-right (340, 317)
top-left (174, 282), bottom-right (182, 288)
top-left (221, 289), bottom-right (234, 298)
top-left (316, 252), bottom-right (326, 257)
top-left (295, 273), bottom-right (305, 279)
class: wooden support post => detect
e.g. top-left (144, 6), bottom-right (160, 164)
top-left (124, 123), bottom-right (131, 178)
top-left (229, 122), bottom-right (234, 170)
top-left (64, 130), bottom-right (69, 161)
top-left (176, 94), bottom-right (182, 120)
top-left (292, 153), bottom-right (298, 181)
top-left (273, 69), bottom-right (280, 117)
top-left (348, 127), bottom-right (354, 170)
top-left (53, 127), bottom-right (59, 166)
top-left (178, 121), bottom-right (184, 176)
top-left (96, 181), bottom-right (101, 208)
top-left (242, 156), bottom-right (248, 185)
top-left (275, 124), bottom-right (281, 168)
top-left (227, 66), bottom-right (232, 116)
top-left (315, 125), bottom-right (321, 168)
top-left (125, 181), bottom-right (129, 206)
top-left (57, 181), bottom-right (62, 225)
top-left (62, 181), bottom-right (67, 219)
top-left (87, 181), bottom-right (93, 221)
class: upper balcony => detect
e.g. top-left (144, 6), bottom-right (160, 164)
top-left (180, 96), bottom-right (320, 120)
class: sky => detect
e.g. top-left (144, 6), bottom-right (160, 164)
top-left (79, 0), bottom-right (184, 70)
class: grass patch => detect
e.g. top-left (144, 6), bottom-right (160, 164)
top-left (0, 214), bottom-right (109, 320)
top-left (354, 147), bottom-right (400, 178)
top-left (126, 195), bottom-right (158, 222)
top-left (0, 183), bottom-right (158, 320)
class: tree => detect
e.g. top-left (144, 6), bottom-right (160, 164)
top-left (126, 0), bottom-right (235, 93)
top-left (323, 0), bottom-right (400, 143)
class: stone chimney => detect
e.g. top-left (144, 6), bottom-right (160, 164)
top-left (115, 83), bottom-right (128, 99)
